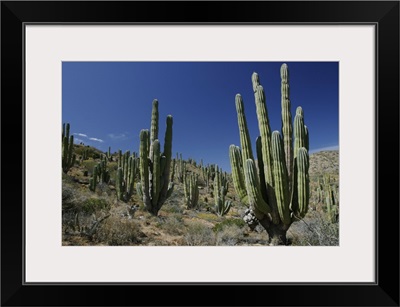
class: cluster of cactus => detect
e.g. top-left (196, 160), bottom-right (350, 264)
top-left (229, 63), bottom-right (310, 245)
top-left (214, 166), bottom-right (232, 216)
top-left (183, 171), bottom-right (199, 209)
top-left (136, 99), bottom-right (174, 216)
top-left (62, 123), bottom-right (76, 173)
top-left (201, 164), bottom-right (217, 192)
top-left (89, 155), bottom-right (111, 192)
top-left (116, 150), bottom-right (139, 202)
top-left (317, 174), bottom-right (339, 223)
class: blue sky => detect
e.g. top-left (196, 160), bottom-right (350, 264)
top-left (62, 62), bottom-right (338, 172)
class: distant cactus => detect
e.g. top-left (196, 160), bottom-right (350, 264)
top-left (115, 153), bottom-right (138, 202)
top-left (81, 149), bottom-right (88, 161)
top-left (214, 166), bottom-right (232, 216)
top-left (229, 64), bottom-right (310, 245)
top-left (176, 153), bottom-right (185, 183)
top-left (62, 123), bottom-right (76, 173)
top-left (89, 164), bottom-right (99, 192)
top-left (183, 171), bottom-right (199, 209)
top-left (105, 146), bottom-right (112, 161)
top-left (201, 164), bottom-right (217, 193)
top-left (321, 174), bottom-right (339, 223)
top-left (98, 155), bottom-right (110, 184)
top-left (89, 155), bottom-right (110, 192)
top-left (137, 99), bottom-right (174, 216)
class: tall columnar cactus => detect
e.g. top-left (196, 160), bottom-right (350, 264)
top-left (137, 99), bottom-right (174, 215)
top-left (229, 64), bottom-right (310, 245)
top-left (214, 166), bottom-right (232, 216)
top-left (62, 123), bottom-right (76, 173)
top-left (183, 171), bottom-right (199, 209)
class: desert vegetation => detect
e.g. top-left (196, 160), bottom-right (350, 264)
top-left (62, 63), bottom-right (339, 246)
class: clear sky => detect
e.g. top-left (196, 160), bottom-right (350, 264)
top-left (62, 62), bottom-right (338, 172)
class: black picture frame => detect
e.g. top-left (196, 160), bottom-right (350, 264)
top-left (1, 1), bottom-right (399, 306)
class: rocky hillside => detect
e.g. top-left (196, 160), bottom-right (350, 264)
top-left (62, 146), bottom-right (339, 247)
top-left (309, 150), bottom-right (339, 178)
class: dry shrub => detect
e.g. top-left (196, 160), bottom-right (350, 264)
top-left (162, 200), bottom-right (184, 214)
top-left (184, 222), bottom-right (215, 246)
top-left (215, 224), bottom-right (244, 246)
top-left (289, 211), bottom-right (339, 246)
top-left (156, 215), bottom-right (185, 235)
top-left (95, 216), bottom-right (142, 246)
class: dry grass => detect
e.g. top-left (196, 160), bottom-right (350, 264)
top-left (289, 210), bottom-right (339, 246)
top-left (183, 221), bottom-right (216, 246)
top-left (94, 216), bottom-right (144, 245)
top-left (215, 224), bottom-right (245, 246)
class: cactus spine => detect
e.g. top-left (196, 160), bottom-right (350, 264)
top-left (62, 123), bottom-right (76, 173)
top-left (229, 64), bottom-right (310, 245)
top-left (137, 99), bottom-right (174, 215)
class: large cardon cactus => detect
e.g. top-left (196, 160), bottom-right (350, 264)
top-left (229, 64), bottom-right (310, 245)
top-left (136, 99), bottom-right (174, 215)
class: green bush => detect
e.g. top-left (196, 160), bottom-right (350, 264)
top-left (81, 198), bottom-right (110, 214)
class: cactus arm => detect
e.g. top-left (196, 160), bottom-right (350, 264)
top-left (229, 145), bottom-right (247, 201)
top-left (256, 136), bottom-right (268, 200)
top-left (158, 115), bottom-right (173, 208)
top-left (151, 140), bottom-right (161, 208)
top-left (296, 148), bottom-right (310, 218)
top-left (280, 64), bottom-right (294, 184)
top-left (139, 129), bottom-right (151, 210)
top-left (294, 107), bottom-right (306, 158)
top-left (235, 94), bottom-right (254, 163)
top-left (271, 131), bottom-right (291, 225)
top-left (252, 74), bottom-right (274, 188)
top-left (243, 159), bottom-right (271, 218)
top-left (149, 99), bottom-right (159, 159)
top-left (304, 125), bottom-right (309, 152)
